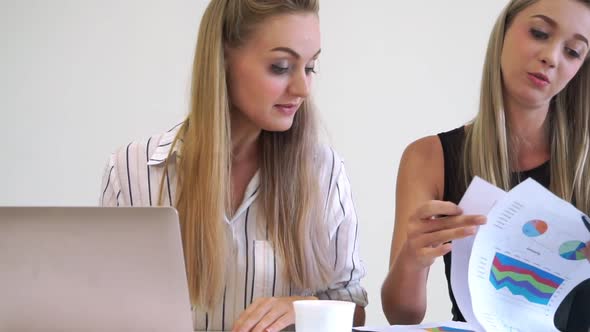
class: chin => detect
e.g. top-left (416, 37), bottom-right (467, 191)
top-left (510, 89), bottom-right (551, 109)
top-left (263, 121), bottom-right (295, 132)
top-left (521, 95), bottom-right (552, 108)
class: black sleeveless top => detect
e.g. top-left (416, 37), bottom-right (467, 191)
top-left (438, 126), bottom-right (590, 332)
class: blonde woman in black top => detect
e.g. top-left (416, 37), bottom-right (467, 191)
top-left (382, 0), bottom-right (590, 331)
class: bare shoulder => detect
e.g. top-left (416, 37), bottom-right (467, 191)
top-left (387, 135), bottom-right (446, 264)
top-left (401, 135), bottom-right (443, 164)
top-left (398, 135), bottom-right (444, 200)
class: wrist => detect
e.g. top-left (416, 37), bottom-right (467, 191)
top-left (396, 247), bottom-right (428, 274)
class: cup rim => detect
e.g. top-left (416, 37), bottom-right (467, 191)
top-left (293, 299), bottom-right (356, 307)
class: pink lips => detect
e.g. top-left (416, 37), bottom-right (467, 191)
top-left (527, 72), bottom-right (550, 88)
top-left (275, 103), bottom-right (299, 116)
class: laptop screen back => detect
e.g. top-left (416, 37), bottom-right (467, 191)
top-left (0, 207), bottom-right (193, 332)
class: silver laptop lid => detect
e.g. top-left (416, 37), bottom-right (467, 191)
top-left (0, 207), bottom-right (193, 332)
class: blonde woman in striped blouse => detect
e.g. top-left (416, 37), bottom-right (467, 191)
top-left (100, 0), bottom-right (367, 331)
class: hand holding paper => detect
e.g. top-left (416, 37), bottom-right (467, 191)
top-left (402, 200), bottom-right (486, 271)
top-left (456, 177), bottom-right (590, 332)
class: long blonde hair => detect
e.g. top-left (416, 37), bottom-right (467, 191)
top-left (464, 0), bottom-right (590, 213)
top-left (161, 0), bottom-right (331, 310)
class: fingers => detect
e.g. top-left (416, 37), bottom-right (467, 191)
top-left (414, 200), bottom-right (462, 220)
top-left (416, 225), bottom-right (478, 248)
top-left (411, 214), bottom-right (486, 248)
top-left (401, 240), bottom-right (453, 271)
top-left (232, 297), bottom-right (295, 332)
top-left (232, 299), bottom-right (269, 332)
top-left (256, 312), bottom-right (293, 332)
top-left (585, 242), bottom-right (590, 262)
top-left (402, 200), bottom-right (488, 269)
top-left (420, 242), bottom-right (453, 261)
top-left (418, 214), bottom-right (487, 234)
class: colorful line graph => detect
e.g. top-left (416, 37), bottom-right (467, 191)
top-left (424, 327), bottom-right (474, 332)
top-left (489, 252), bottom-right (564, 305)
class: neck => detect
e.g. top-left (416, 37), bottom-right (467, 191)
top-left (504, 98), bottom-right (551, 170)
top-left (230, 110), bottom-right (261, 164)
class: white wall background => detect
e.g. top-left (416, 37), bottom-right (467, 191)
top-left (0, 0), bottom-right (509, 327)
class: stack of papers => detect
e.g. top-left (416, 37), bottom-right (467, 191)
top-left (354, 321), bottom-right (474, 331)
top-left (359, 177), bottom-right (590, 332)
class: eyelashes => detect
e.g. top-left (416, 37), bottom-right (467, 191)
top-left (270, 64), bottom-right (289, 75)
top-left (305, 67), bottom-right (317, 74)
top-left (270, 64), bottom-right (317, 75)
top-left (565, 48), bottom-right (581, 59)
top-left (530, 28), bottom-right (549, 40)
top-left (529, 28), bottom-right (583, 59)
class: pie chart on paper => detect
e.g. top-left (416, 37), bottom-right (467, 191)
top-left (559, 241), bottom-right (587, 261)
top-left (522, 219), bottom-right (548, 237)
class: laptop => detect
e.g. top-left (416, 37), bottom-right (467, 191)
top-left (0, 207), bottom-right (194, 332)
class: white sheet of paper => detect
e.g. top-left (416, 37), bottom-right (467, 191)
top-left (353, 321), bottom-right (475, 332)
top-left (366, 177), bottom-right (590, 332)
top-left (468, 179), bottom-right (590, 331)
top-left (452, 176), bottom-right (506, 332)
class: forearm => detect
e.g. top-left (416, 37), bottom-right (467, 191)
top-left (353, 305), bottom-right (365, 327)
top-left (381, 253), bottom-right (429, 325)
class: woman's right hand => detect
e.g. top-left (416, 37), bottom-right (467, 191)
top-left (382, 135), bottom-right (482, 325)
top-left (401, 200), bottom-right (486, 271)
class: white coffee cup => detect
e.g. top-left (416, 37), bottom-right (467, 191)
top-left (293, 300), bottom-right (355, 332)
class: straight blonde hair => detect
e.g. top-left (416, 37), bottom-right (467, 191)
top-left (161, 0), bottom-right (331, 310)
top-left (464, 0), bottom-right (590, 213)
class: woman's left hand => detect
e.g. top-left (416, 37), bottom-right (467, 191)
top-left (232, 296), bottom-right (316, 332)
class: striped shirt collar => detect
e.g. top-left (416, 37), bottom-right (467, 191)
top-left (147, 122), bottom-right (262, 222)
top-left (147, 123), bottom-right (183, 166)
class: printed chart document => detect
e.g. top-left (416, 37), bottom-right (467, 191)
top-left (452, 177), bottom-right (506, 331)
top-left (464, 178), bottom-right (590, 331)
top-left (353, 321), bottom-right (474, 331)
top-left (359, 177), bottom-right (590, 332)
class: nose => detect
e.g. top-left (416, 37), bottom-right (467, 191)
top-left (288, 70), bottom-right (311, 98)
top-left (539, 42), bottom-right (560, 68)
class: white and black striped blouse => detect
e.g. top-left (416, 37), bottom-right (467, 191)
top-left (99, 124), bottom-right (368, 331)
